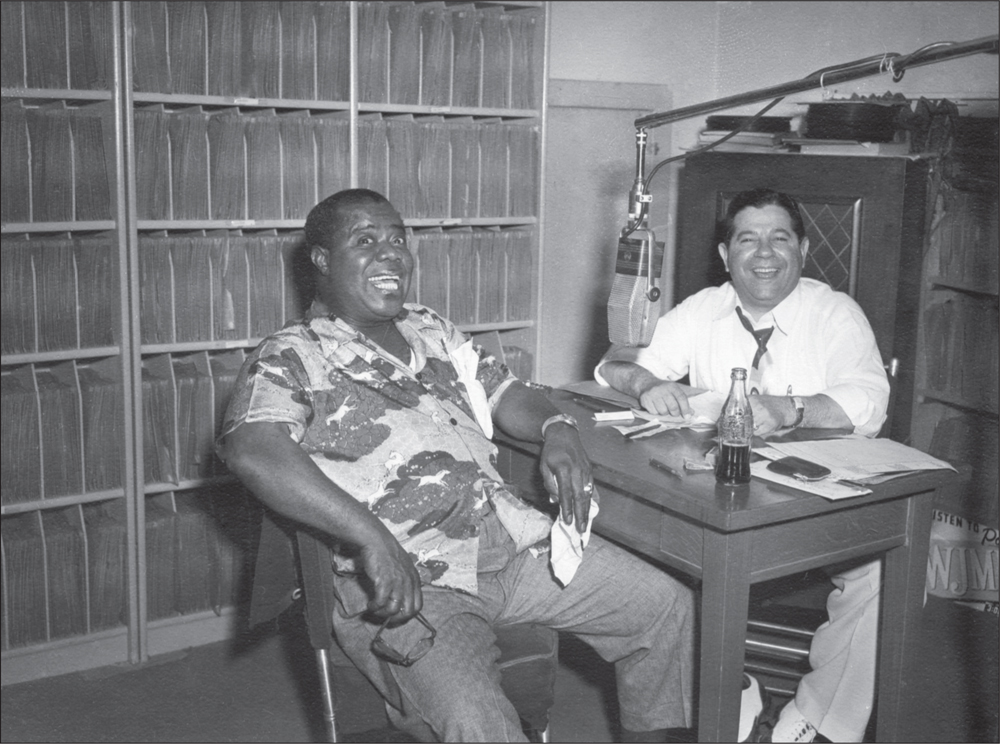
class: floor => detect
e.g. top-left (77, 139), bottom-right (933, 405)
top-left (2, 594), bottom-right (996, 743)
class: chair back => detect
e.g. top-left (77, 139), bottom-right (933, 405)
top-left (878, 357), bottom-right (899, 439)
top-left (249, 511), bottom-right (557, 741)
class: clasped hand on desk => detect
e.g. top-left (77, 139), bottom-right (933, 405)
top-left (637, 379), bottom-right (802, 437)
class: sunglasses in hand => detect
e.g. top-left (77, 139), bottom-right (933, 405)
top-left (371, 611), bottom-right (437, 667)
top-left (333, 566), bottom-right (436, 666)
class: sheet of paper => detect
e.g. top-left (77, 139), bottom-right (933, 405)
top-left (559, 380), bottom-right (639, 409)
top-left (750, 460), bottom-right (872, 500)
top-left (765, 437), bottom-right (955, 481)
top-left (631, 390), bottom-right (726, 426)
top-left (562, 382), bottom-right (722, 435)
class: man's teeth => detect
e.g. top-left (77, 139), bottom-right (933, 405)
top-left (753, 268), bottom-right (779, 277)
top-left (369, 275), bottom-right (400, 291)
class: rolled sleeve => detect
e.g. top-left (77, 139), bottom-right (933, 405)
top-left (819, 304), bottom-right (890, 438)
top-left (594, 303), bottom-right (693, 386)
top-left (221, 341), bottom-right (313, 444)
top-left (822, 382), bottom-right (887, 438)
top-left (594, 343), bottom-right (644, 386)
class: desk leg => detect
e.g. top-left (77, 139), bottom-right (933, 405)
top-left (876, 490), bottom-right (934, 742)
top-left (698, 529), bottom-right (753, 743)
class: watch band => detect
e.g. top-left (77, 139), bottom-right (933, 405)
top-left (791, 396), bottom-right (805, 428)
top-left (541, 413), bottom-right (579, 439)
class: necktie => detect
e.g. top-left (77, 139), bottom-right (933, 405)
top-left (735, 306), bottom-right (773, 395)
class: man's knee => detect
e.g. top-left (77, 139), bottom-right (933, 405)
top-left (398, 684), bottom-right (524, 742)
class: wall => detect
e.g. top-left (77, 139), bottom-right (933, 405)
top-left (540, 1), bottom-right (997, 383)
top-left (550, 1), bottom-right (998, 153)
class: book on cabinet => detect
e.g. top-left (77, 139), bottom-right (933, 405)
top-left (2, 0), bottom-right (547, 684)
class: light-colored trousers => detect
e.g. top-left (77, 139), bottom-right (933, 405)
top-left (332, 508), bottom-right (695, 742)
top-left (796, 559), bottom-right (881, 742)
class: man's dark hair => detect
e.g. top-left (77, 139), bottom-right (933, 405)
top-left (721, 188), bottom-right (806, 243)
top-left (304, 188), bottom-right (394, 249)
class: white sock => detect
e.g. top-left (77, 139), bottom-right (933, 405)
top-left (739, 674), bottom-right (763, 742)
top-left (772, 700), bottom-right (818, 743)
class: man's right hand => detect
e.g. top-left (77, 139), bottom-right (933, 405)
top-left (638, 380), bottom-right (696, 418)
top-left (219, 422), bottom-right (425, 623)
top-left (359, 527), bottom-right (423, 622)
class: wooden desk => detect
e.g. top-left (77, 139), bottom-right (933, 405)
top-left (496, 392), bottom-right (952, 742)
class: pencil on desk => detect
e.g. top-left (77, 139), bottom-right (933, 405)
top-left (649, 457), bottom-right (683, 478)
top-left (624, 422), bottom-right (662, 439)
top-left (572, 396), bottom-right (607, 412)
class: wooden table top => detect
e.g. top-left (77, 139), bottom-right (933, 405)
top-left (497, 390), bottom-right (953, 534)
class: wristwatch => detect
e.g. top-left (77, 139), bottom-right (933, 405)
top-left (541, 413), bottom-right (579, 439)
top-left (790, 396), bottom-right (805, 428)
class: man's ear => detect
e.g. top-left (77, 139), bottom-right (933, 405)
top-left (799, 236), bottom-right (809, 262)
top-left (310, 244), bottom-right (330, 275)
top-left (718, 243), bottom-right (730, 272)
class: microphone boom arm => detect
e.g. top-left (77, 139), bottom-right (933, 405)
top-left (633, 34), bottom-right (998, 131)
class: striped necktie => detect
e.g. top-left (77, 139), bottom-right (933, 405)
top-left (735, 306), bottom-right (773, 395)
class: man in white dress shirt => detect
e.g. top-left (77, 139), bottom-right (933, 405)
top-left (596, 188), bottom-right (890, 742)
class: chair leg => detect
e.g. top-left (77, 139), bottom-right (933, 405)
top-left (316, 647), bottom-right (338, 743)
top-left (540, 723), bottom-right (551, 743)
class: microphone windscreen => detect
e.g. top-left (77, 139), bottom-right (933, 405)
top-left (607, 236), bottom-right (663, 347)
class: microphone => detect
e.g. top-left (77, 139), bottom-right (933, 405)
top-left (607, 128), bottom-right (664, 347)
top-left (607, 227), bottom-right (664, 347)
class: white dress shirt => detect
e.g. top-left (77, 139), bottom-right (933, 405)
top-left (595, 278), bottom-right (890, 437)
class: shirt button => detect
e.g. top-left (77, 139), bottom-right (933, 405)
top-left (450, 418), bottom-right (458, 425)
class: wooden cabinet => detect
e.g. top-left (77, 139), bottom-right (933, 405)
top-left (2, 0), bottom-right (547, 684)
top-left (675, 152), bottom-right (930, 443)
top-left (908, 120), bottom-right (998, 527)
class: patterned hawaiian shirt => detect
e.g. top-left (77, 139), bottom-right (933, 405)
top-left (222, 302), bottom-right (551, 596)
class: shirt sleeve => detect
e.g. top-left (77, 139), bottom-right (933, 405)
top-left (220, 338), bottom-right (314, 444)
top-left (816, 299), bottom-right (890, 438)
top-left (432, 312), bottom-right (518, 411)
top-left (478, 346), bottom-right (519, 410)
top-left (594, 299), bottom-right (695, 386)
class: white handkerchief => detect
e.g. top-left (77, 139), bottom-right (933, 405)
top-left (448, 340), bottom-right (493, 438)
top-left (549, 491), bottom-right (600, 587)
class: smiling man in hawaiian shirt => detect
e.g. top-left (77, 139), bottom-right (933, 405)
top-left (219, 189), bottom-right (694, 742)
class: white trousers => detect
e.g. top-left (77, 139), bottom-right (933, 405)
top-left (795, 559), bottom-right (881, 742)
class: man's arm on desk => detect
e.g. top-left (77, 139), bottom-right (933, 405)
top-left (601, 361), bottom-right (854, 435)
top-left (599, 361), bottom-right (706, 418)
top-left (752, 393), bottom-right (853, 435)
top-left (493, 381), bottom-right (594, 533)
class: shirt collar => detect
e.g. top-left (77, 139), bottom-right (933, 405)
top-left (713, 281), bottom-right (803, 338)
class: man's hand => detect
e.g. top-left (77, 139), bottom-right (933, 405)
top-left (220, 421), bottom-right (424, 622)
top-left (638, 380), bottom-right (697, 418)
top-left (751, 393), bottom-right (852, 435)
top-left (749, 394), bottom-right (793, 436)
top-left (539, 424), bottom-right (594, 534)
top-left (359, 525), bottom-right (424, 622)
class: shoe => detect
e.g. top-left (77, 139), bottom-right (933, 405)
top-left (770, 701), bottom-right (818, 743)
top-left (739, 674), bottom-right (764, 742)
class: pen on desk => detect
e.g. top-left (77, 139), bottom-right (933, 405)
top-left (624, 422), bottom-right (662, 440)
top-left (572, 396), bottom-right (607, 412)
top-left (649, 457), bottom-right (683, 478)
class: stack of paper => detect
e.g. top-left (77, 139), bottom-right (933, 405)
top-left (754, 437), bottom-right (955, 500)
top-left (560, 381), bottom-right (724, 439)
top-left (763, 437), bottom-right (955, 483)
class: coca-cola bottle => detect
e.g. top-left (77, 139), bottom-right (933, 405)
top-left (716, 368), bottom-right (753, 485)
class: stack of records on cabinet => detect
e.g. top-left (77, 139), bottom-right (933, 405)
top-left (695, 129), bottom-right (790, 153)
top-left (691, 115), bottom-right (792, 153)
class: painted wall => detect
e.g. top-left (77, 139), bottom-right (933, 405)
top-left (549, 1), bottom-right (999, 154)
top-left (538, 1), bottom-right (997, 383)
